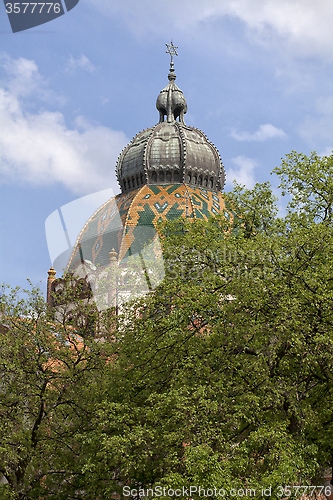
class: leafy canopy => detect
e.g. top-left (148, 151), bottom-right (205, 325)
top-left (2, 151), bottom-right (333, 499)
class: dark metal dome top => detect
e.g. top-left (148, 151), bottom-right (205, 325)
top-left (116, 42), bottom-right (226, 194)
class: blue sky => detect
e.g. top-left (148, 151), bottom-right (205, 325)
top-left (1, 0), bottom-right (333, 293)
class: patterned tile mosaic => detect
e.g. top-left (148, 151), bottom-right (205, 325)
top-left (67, 184), bottom-right (232, 270)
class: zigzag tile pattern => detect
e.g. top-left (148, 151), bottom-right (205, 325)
top-left (67, 184), bottom-right (232, 270)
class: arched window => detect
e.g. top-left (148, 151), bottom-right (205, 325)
top-left (187, 173), bottom-right (191, 183)
top-left (198, 176), bottom-right (202, 186)
top-left (124, 180), bottom-right (127, 190)
top-left (174, 171), bottom-right (179, 182)
top-left (159, 171), bottom-right (165, 182)
top-left (166, 171), bottom-right (172, 181)
top-left (152, 171), bottom-right (157, 182)
top-left (136, 176), bottom-right (139, 186)
top-left (204, 178), bottom-right (208, 187)
top-left (210, 179), bottom-right (214, 189)
top-left (128, 179), bottom-right (131, 188)
top-left (193, 175), bottom-right (197, 185)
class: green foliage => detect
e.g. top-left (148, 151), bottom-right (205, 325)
top-left (83, 151), bottom-right (333, 497)
top-left (2, 151), bottom-right (333, 498)
top-left (274, 151), bottom-right (333, 224)
top-left (0, 283), bottom-right (110, 499)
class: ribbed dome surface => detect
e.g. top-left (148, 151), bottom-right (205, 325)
top-left (116, 121), bottom-right (225, 194)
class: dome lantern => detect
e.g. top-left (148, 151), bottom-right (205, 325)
top-left (156, 41), bottom-right (187, 124)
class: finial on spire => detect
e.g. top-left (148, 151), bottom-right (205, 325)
top-left (166, 40), bottom-right (178, 80)
top-left (166, 40), bottom-right (178, 66)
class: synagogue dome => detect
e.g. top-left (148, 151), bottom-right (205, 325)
top-left (65, 42), bottom-right (231, 276)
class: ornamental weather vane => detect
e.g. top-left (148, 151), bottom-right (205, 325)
top-left (166, 40), bottom-right (178, 70)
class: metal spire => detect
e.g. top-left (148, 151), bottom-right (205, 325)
top-left (166, 40), bottom-right (178, 73)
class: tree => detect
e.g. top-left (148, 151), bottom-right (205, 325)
top-left (2, 151), bottom-right (333, 499)
top-left (0, 282), bottom-right (110, 499)
top-left (77, 151), bottom-right (333, 498)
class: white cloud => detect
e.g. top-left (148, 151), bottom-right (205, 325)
top-left (230, 123), bottom-right (287, 142)
top-left (0, 54), bottom-right (50, 100)
top-left (0, 55), bottom-right (128, 195)
top-left (87, 0), bottom-right (333, 60)
top-left (225, 156), bottom-right (257, 189)
top-left (67, 54), bottom-right (96, 73)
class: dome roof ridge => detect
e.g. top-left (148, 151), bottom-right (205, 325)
top-left (115, 124), bottom-right (158, 187)
top-left (183, 123), bottom-right (223, 153)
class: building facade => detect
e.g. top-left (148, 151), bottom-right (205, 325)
top-left (47, 43), bottom-right (235, 314)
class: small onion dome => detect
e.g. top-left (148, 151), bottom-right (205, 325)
top-left (156, 70), bottom-right (188, 124)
